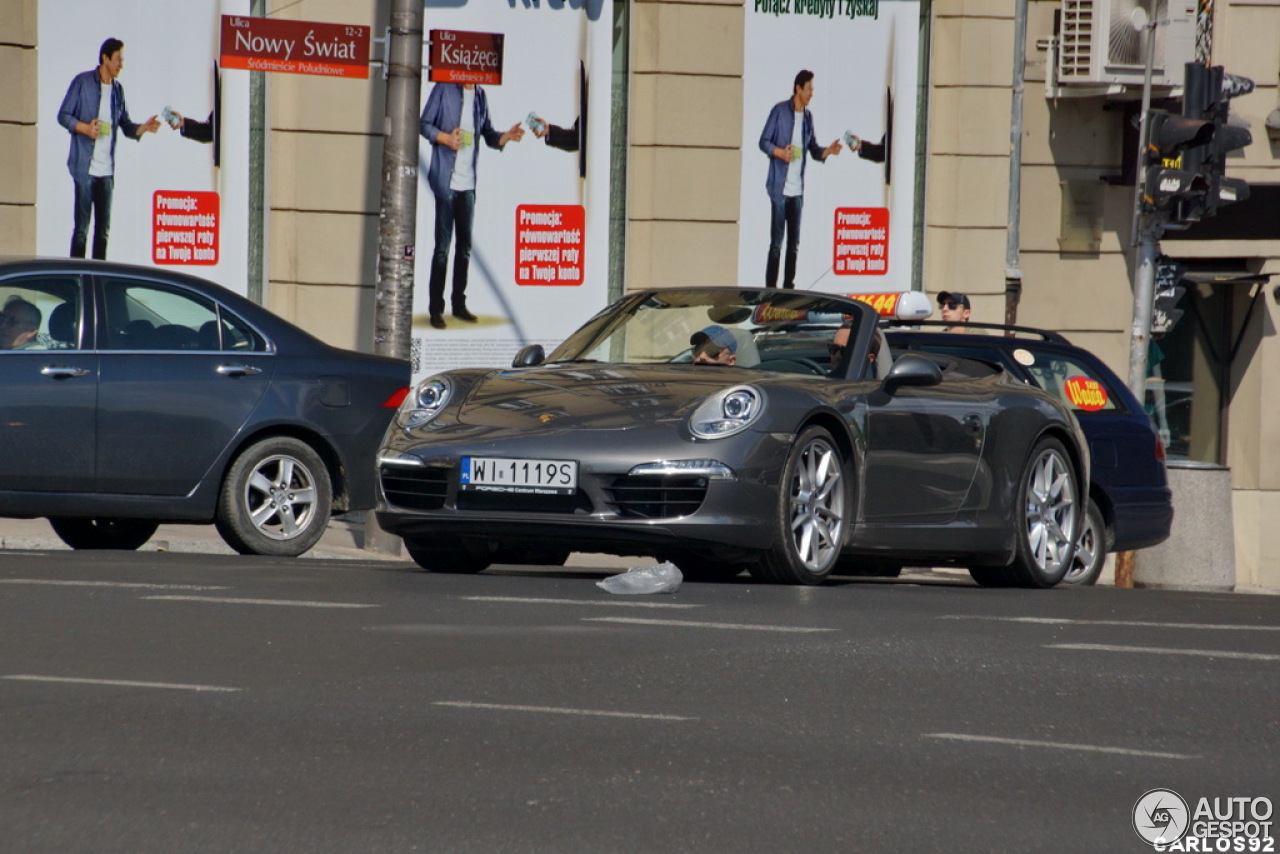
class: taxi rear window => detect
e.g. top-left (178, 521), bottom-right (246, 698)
top-left (1012, 347), bottom-right (1120, 413)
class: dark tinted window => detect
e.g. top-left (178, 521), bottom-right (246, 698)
top-left (100, 278), bottom-right (266, 352)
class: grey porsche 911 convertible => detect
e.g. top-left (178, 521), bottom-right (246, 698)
top-left (376, 288), bottom-right (1089, 587)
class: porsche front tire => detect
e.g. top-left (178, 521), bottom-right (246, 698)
top-left (750, 426), bottom-right (849, 585)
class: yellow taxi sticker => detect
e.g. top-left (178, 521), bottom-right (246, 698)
top-left (1063, 376), bottom-right (1108, 411)
top-left (847, 292), bottom-right (902, 316)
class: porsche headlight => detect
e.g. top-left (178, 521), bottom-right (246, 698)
top-left (397, 376), bottom-right (452, 430)
top-left (688, 385), bottom-right (764, 439)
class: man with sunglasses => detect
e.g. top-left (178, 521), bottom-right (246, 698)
top-left (691, 325), bottom-right (739, 366)
top-left (937, 291), bottom-right (974, 332)
top-left (828, 321), bottom-right (879, 377)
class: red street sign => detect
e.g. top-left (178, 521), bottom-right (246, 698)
top-left (220, 15), bottom-right (370, 79)
top-left (428, 30), bottom-right (504, 85)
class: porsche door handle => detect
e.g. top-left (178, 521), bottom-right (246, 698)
top-left (216, 364), bottom-right (263, 377)
top-left (40, 365), bottom-right (91, 379)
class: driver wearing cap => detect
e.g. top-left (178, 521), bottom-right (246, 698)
top-left (691, 325), bottom-right (738, 366)
top-left (937, 291), bottom-right (973, 333)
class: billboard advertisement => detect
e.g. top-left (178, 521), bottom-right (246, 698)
top-left (740, 0), bottom-right (921, 294)
top-left (413, 1), bottom-right (614, 379)
top-left (36, 0), bottom-right (252, 296)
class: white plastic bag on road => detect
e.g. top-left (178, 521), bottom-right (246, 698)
top-left (597, 561), bottom-right (683, 594)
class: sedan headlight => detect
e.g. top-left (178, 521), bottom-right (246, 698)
top-left (688, 385), bottom-right (764, 439)
top-left (397, 376), bottom-right (452, 430)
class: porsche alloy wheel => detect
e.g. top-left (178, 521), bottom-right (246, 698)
top-left (215, 437), bottom-right (332, 557)
top-left (48, 517), bottom-right (159, 551)
top-left (1007, 436), bottom-right (1078, 588)
top-left (751, 426), bottom-right (849, 585)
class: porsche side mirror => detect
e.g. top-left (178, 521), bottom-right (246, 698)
top-left (882, 354), bottom-right (942, 394)
top-left (512, 344), bottom-right (546, 368)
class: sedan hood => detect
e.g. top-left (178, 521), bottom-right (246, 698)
top-left (452, 364), bottom-right (752, 430)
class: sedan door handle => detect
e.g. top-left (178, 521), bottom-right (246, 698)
top-left (216, 364), bottom-right (263, 377)
top-left (40, 365), bottom-right (91, 379)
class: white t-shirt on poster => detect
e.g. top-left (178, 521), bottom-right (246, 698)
top-left (450, 86), bottom-right (477, 192)
top-left (88, 82), bottom-right (113, 177)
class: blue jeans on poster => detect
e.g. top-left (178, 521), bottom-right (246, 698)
top-left (428, 189), bottom-right (476, 317)
top-left (71, 176), bottom-right (114, 260)
top-left (766, 194), bottom-right (803, 290)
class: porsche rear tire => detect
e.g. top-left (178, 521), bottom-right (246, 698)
top-left (48, 518), bottom-right (159, 551)
top-left (750, 426), bottom-right (849, 585)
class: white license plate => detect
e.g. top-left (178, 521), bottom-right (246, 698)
top-left (460, 456), bottom-right (579, 495)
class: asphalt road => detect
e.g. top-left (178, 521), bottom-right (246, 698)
top-left (1, 550), bottom-right (1276, 853)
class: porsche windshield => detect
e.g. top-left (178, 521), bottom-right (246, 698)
top-left (547, 289), bottom-right (867, 370)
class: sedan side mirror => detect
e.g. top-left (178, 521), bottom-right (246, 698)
top-left (512, 344), bottom-right (546, 368)
top-left (882, 354), bottom-right (943, 394)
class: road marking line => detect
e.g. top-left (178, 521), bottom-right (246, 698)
top-left (584, 616), bottom-right (835, 633)
top-left (142, 595), bottom-right (379, 609)
top-left (1048, 643), bottom-right (1280, 661)
top-left (462, 596), bottom-right (701, 609)
top-left (434, 701), bottom-right (695, 721)
top-left (926, 733), bottom-right (1196, 760)
top-left (942, 615), bottom-right (1280, 631)
top-left (4, 675), bottom-right (241, 693)
top-left (0, 579), bottom-right (228, 591)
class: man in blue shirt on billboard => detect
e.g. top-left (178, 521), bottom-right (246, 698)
top-left (420, 81), bottom-right (524, 329)
top-left (57, 38), bottom-right (161, 259)
top-left (759, 69), bottom-right (842, 289)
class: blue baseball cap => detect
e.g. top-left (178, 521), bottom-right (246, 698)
top-left (698, 325), bottom-right (738, 353)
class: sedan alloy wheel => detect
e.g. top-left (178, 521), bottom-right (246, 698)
top-left (215, 436), bottom-right (332, 557)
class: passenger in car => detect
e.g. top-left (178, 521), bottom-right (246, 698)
top-left (828, 321), bottom-right (879, 377)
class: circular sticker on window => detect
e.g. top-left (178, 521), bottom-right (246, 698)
top-left (1063, 376), bottom-right (1109, 411)
top-left (1013, 348), bottom-right (1035, 366)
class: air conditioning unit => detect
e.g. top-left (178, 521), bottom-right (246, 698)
top-left (1057, 0), bottom-right (1197, 92)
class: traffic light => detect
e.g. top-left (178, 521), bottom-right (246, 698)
top-left (1183, 63), bottom-right (1254, 216)
top-left (1142, 110), bottom-right (1214, 219)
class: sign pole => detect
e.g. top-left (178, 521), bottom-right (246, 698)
top-left (373, 0), bottom-right (424, 364)
top-left (365, 0), bottom-right (424, 556)
top-left (1125, 12), bottom-right (1161, 401)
